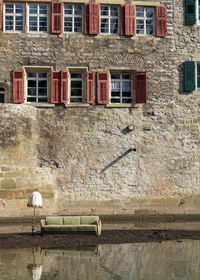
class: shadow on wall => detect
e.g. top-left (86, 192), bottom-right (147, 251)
top-left (101, 148), bottom-right (136, 173)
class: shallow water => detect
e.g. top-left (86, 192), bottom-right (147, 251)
top-left (0, 240), bottom-right (200, 280)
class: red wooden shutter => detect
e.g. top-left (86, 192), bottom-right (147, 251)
top-left (84, 3), bottom-right (89, 34)
top-left (13, 70), bottom-right (24, 103)
top-left (135, 72), bottom-right (147, 104)
top-left (89, 3), bottom-right (99, 35)
top-left (51, 71), bottom-right (61, 103)
top-left (52, 2), bottom-right (62, 34)
top-left (120, 5), bottom-right (125, 35)
top-left (97, 72), bottom-right (109, 104)
top-left (61, 70), bottom-right (68, 103)
top-left (87, 71), bottom-right (95, 104)
top-left (125, 5), bottom-right (135, 36)
top-left (156, 6), bottom-right (167, 37)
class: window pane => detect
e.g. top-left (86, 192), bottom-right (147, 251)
top-left (5, 4), bottom-right (14, 13)
top-left (111, 18), bottom-right (118, 33)
top-left (64, 5), bottom-right (73, 15)
top-left (28, 73), bottom-right (36, 78)
top-left (111, 74), bottom-right (120, 79)
top-left (71, 81), bottom-right (82, 88)
top-left (39, 5), bottom-right (47, 14)
top-left (122, 74), bottom-right (131, 80)
top-left (27, 97), bottom-right (36, 102)
top-left (29, 5), bottom-right (37, 14)
top-left (28, 88), bottom-right (36, 96)
top-left (101, 18), bottom-right (109, 33)
top-left (122, 98), bottom-right (132, 104)
top-left (101, 6), bottom-right (109, 16)
top-left (136, 7), bottom-right (144, 17)
top-left (74, 5), bottom-right (82, 15)
top-left (38, 80), bottom-right (47, 87)
top-left (38, 97), bottom-right (48, 102)
top-left (111, 81), bottom-right (120, 91)
top-left (111, 98), bottom-right (120, 103)
top-left (146, 8), bottom-right (154, 18)
top-left (28, 80), bottom-right (36, 87)
top-left (110, 6), bottom-right (118, 17)
top-left (38, 88), bottom-right (47, 96)
top-left (122, 81), bottom-right (131, 92)
top-left (38, 73), bottom-right (47, 78)
top-left (71, 73), bottom-right (82, 79)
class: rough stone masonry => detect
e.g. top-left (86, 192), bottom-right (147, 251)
top-left (0, 0), bottom-right (199, 217)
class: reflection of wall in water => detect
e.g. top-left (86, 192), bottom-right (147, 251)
top-left (0, 242), bottom-right (200, 279)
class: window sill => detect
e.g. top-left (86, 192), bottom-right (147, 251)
top-left (59, 33), bottom-right (84, 39)
top-left (106, 104), bottom-right (140, 108)
top-left (131, 36), bottom-right (160, 41)
top-left (24, 103), bottom-right (55, 108)
top-left (95, 34), bottom-right (121, 39)
top-left (65, 103), bottom-right (90, 108)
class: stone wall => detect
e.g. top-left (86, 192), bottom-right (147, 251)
top-left (0, 0), bottom-right (199, 216)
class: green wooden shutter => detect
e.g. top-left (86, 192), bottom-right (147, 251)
top-left (185, 0), bottom-right (196, 25)
top-left (184, 61), bottom-right (195, 91)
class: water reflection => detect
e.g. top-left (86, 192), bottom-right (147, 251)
top-left (1, 241), bottom-right (200, 279)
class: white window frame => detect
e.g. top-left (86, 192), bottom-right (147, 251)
top-left (136, 6), bottom-right (155, 36)
top-left (110, 73), bottom-right (133, 104)
top-left (27, 72), bottom-right (48, 103)
top-left (196, 0), bottom-right (200, 25)
top-left (63, 4), bottom-right (83, 33)
top-left (3, 3), bottom-right (25, 32)
top-left (70, 73), bottom-right (83, 103)
top-left (196, 62), bottom-right (200, 90)
top-left (100, 5), bottom-right (119, 35)
top-left (28, 4), bottom-right (49, 33)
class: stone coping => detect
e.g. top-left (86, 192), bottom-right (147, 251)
top-left (1, 214), bottom-right (200, 224)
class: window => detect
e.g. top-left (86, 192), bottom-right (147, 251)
top-left (198, 0), bottom-right (200, 24)
top-left (100, 5), bottom-right (119, 34)
top-left (0, 88), bottom-right (5, 103)
top-left (4, 3), bottom-right (24, 32)
top-left (70, 73), bottom-right (83, 103)
top-left (136, 7), bottom-right (154, 36)
top-left (111, 73), bottom-right (132, 104)
top-left (27, 72), bottom-right (48, 103)
top-left (28, 4), bottom-right (48, 32)
top-left (64, 4), bottom-right (83, 33)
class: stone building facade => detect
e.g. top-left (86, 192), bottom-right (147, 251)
top-left (0, 0), bottom-right (199, 217)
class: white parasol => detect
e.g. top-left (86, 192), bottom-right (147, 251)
top-left (27, 191), bottom-right (42, 233)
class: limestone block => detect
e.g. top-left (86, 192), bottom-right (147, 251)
top-left (1, 179), bottom-right (16, 189)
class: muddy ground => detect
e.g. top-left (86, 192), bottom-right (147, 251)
top-left (0, 230), bottom-right (200, 249)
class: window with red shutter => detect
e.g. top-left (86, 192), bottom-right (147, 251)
top-left (156, 6), bottom-right (167, 37)
top-left (52, 2), bottom-right (63, 34)
top-left (97, 72), bottom-right (109, 104)
top-left (125, 4), bottom-right (135, 36)
top-left (51, 71), bottom-right (61, 103)
top-left (89, 3), bottom-right (99, 34)
top-left (61, 70), bottom-right (68, 103)
top-left (100, 5), bottom-right (119, 34)
top-left (13, 70), bottom-right (24, 103)
top-left (136, 6), bottom-right (154, 36)
top-left (135, 72), bottom-right (147, 104)
top-left (87, 71), bottom-right (95, 104)
top-left (110, 73), bottom-right (132, 104)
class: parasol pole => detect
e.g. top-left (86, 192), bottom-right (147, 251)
top-left (32, 206), bottom-right (36, 234)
